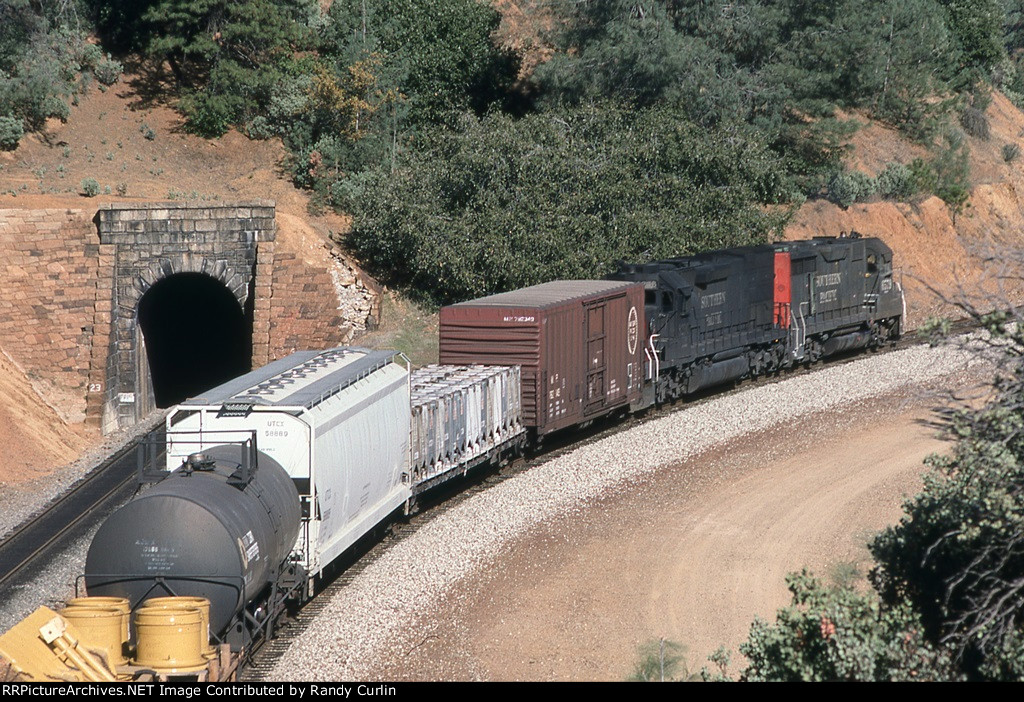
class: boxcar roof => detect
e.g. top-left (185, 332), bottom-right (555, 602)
top-left (180, 347), bottom-right (400, 409)
top-left (449, 280), bottom-right (636, 309)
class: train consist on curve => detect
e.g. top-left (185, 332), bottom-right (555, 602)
top-left (73, 234), bottom-right (903, 666)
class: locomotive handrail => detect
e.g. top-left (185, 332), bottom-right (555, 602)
top-left (647, 334), bottom-right (660, 380)
top-left (774, 301), bottom-right (791, 329)
top-left (790, 303), bottom-right (809, 359)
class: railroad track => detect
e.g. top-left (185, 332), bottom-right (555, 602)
top-left (244, 324), bottom-right (981, 680)
top-left (0, 420), bottom-right (167, 594)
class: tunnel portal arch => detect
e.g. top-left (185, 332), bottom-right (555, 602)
top-left (137, 272), bottom-right (253, 408)
top-left (96, 202), bottom-right (276, 432)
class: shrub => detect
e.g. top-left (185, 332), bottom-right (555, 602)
top-left (627, 639), bottom-right (690, 681)
top-left (870, 307), bottom-right (1024, 679)
top-left (959, 106), bottom-right (990, 140)
top-left (80, 178), bottom-right (100, 197)
top-left (0, 116), bottom-right (24, 150)
top-left (1002, 143), bottom-right (1020, 163)
top-left (93, 55), bottom-right (123, 86)
top-left (932, 131), bottom-right (971, 211)
top-left (740, 299), bottom-right (1024, 681)
top-left (78, 43), bottom-right (104, 70)
top-left (246, 116), bottom-right (275, 140)
top-left (41, 96), bottom-right (70, 123)
top-left (740, 571), bottom-right (958, 681)
top-left (180, 90), bottom-right (240, 138)
top-left (827, 170), bottom-right (876, 208)
top-left (908, 157), bottom-right (939, 194)
top-left (876, 162), bottom-right (915, 200)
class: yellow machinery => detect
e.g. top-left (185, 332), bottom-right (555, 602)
top-left (0, 607), bottom-right (117, 682)
top-left (0, 597), bottom-right (239, 683)
top-left (133, 604), bottom-right (207, 673)
top-left (142, 597), bottom-right (215, 659)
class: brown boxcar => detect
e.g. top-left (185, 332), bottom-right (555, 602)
top-left (439, 280), bottom-right (647, 436)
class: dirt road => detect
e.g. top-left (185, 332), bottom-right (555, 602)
top-left (372, 396), bottom-right (951, 681)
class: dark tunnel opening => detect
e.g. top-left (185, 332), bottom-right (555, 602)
top-left (138, 273), bottom-right (253, 407)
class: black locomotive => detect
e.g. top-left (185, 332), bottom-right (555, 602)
top-left (609, 234), bottom-right (904, 403)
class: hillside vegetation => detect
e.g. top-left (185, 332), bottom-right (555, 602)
top-left (5, 0), bottom-right (1024, 304)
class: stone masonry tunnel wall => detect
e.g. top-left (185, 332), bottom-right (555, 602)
top-left (96, 202), bottom-right (276, 431)
top-left (0, 201), bottom-right (377, 436)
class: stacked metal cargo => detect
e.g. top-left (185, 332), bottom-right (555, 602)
top-left (409, 365), bottom-right (524, 490)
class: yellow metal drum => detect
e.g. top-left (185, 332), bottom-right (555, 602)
top-left (142, 597), bottom-right (214, 657)
top-left (66, 596), bottom-right (130, 642)
top-left (60, 606), bottom-right (127, 667)
top-left (132, 605), bottom-right (206, 672)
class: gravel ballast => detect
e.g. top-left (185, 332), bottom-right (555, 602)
top-left (269, 341), bottom-right (981, 681)
top-left (0, 411), bottom-right (167, 632)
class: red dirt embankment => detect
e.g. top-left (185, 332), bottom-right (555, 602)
top-left (787, 91), bottom-right (1024, 328)
top-left (0, 351), bottom-right (90, 481)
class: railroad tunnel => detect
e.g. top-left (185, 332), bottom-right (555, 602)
top-left (137, 273), bottom-right (254, 408)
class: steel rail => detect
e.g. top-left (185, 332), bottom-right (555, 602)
top-left (0, 422), bottom-right (166, 591)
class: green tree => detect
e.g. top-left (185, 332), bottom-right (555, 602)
top-left (133, 0), bottom-right (316, 135)
top-left (140, 0), bottom-right (314, 82)
top-left (871, 308), bottom-right (1024, 679)
top-left (740, 571), bottom-right (957, 681)
top-left (939, 0), bottom-right (1005, 72)
top-left (323, 0), bottom-right (517, 123)
top-left (347, 104), bottom-right (792, 304)
top-left (0, 0), bottom-right (108, 145)
top-left (931, 128), bottom-right (972, 210)
top-left (529, 0), bottom-right (979, 195)
top-left (534, 0), bottom-right (698, 110)
top-left (739, 302), bottom-right (1024, 681)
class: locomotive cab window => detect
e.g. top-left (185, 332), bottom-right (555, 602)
top-left (662, 291), bottom-right (673, 312)
top-left (866, 253), bottom-right (878, 276)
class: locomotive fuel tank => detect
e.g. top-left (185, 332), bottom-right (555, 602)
top-left (84, 444), bottom-right (301, 635)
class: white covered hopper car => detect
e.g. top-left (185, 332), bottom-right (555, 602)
top-left (158, 347), bottom-right (526, 591)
